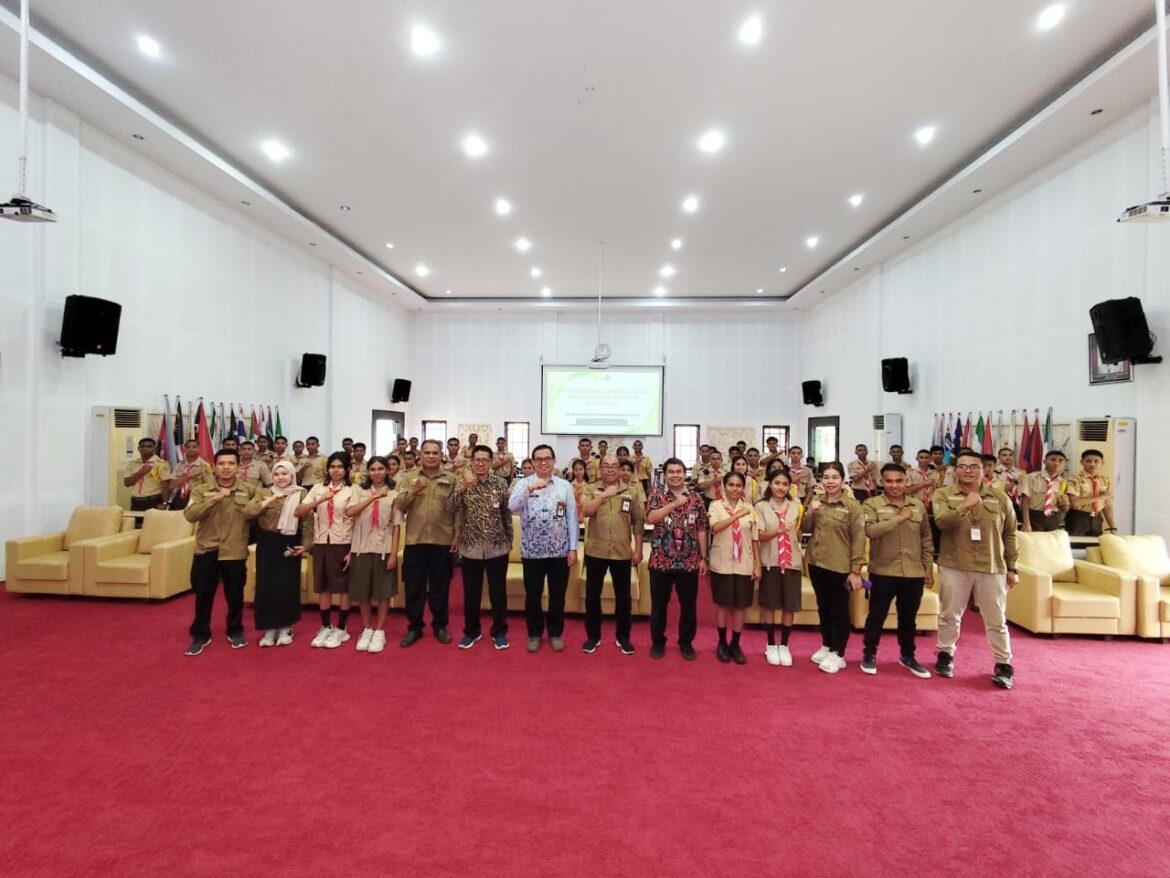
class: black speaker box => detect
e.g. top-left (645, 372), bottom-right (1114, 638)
top-left (297, 353), bottom-right (327, 387)
top-left (881, 357), bottom-right (912, 393)
top-left (391, 378), bottom-right (412, 403)
top-left (60, 295), bottom-right (121, 357)
top-left (1090, 297), bottom-right (1159, 364)
top-left (801, 380), bottom-right (823, 406)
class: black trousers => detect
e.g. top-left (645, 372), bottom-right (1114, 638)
top-left (188, 550), bottom-right (246, 641)
top-left (809, 564), bottom-right (851, 655)
top-left (862, 573), bottom-right (924, 658)
top-left (461, 553), bottom-right (509, 638)
top-left (584, 554), bottom-right (632, 642)
top-left (1028, 509), bottom-right (1065, 532)
top-left (1065, 509), bottom-right (1103, 537)
top-left (928, 513), bottom-right (941, 559)
top-left (649, 569), bottom-right (698, 647)
top-left (852, 488), bottom-right (875, 504)
top-left (522, 556), bottom-right (570, 638)
top-left (130, 494), bottom-right (162, 528)
top-left (403, 544), bottom-right (453, 633)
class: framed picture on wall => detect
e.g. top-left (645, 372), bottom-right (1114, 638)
top-left (1088, 333), bottom-right (1131, 384)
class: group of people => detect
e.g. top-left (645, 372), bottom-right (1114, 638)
top-left (155, 425), bottom-right (1117, 692)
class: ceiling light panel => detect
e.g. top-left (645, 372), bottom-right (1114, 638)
top-left (681, 195), bottom-right (699, 213)
top-left (411, 24), bottom-right (440, 57)
top-left (738, 15), bottom-right (762, 46)
top-left (136, 35), bottom-right (161, 58)
top-left (461, 133), bottom-right (488, 158)
top-left (1036, 4), bottom-right (1066, 31)
top-left (261, 140), bottom-right (291, 162)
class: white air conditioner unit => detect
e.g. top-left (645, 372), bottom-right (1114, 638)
top-left (1075, 417), bottom-right (1136, 534)
top-left (87, 406), bottom-right (145, 508)
top-left (872, 413), bottom-right (903, 463)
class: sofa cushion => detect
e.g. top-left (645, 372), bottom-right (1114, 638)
top-left (1099, 535), bottom-right (1170, 585)
top-left (1051, 583), bottom-right (1120, 619)
top-left (1160, 588), bottom-right (1170, 623)
top-left (1018, 531), bottom-right (1076, 582)
top-left (11, 551), bottom-right (70, 581)
top-left (137, 510), bottom-right (193, 554)
top-left (63, 506), bottom-right (124, 549)
top-left (94, 555), bottom-right (151, 585)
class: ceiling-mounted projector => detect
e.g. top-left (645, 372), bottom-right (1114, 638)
top-left (588, 342), bottom-right (612, 369)
top-left (0, 195), bottom-right (57, 223)
top-left (1117, 197), bottom-right (1170, 223)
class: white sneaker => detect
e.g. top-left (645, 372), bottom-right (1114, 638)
top-left (819, 651), bottom-right (845, 674)
top-left (777, 644), bottom-right (793, 667)
top-left (356, 628), bottom-right (374, 652)
top-left (258, 629), bottom-right (277, 648)
top-left (324, 628), bottom-right (350, 649)
top-left (276, 628), bottom-right (294, 647)
top-left (311, 625), bottom-right (331, 648)
top-left (810, 645), bottom-right (831, 664)
top-left (765, 644), bottom-right (781, 666)
top-left (367, 630), bottom-right (386, 653)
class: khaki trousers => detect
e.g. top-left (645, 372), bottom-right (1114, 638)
top-left (936, 566), bottom-right (1012, 664)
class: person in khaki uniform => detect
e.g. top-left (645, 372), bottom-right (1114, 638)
top-left (848, 444), bottom-right (879, 502)
top-left (443, 437), bottom-right (469, 476)
top-left (123, 437), bottom-right (172, 517)
top-left (1020, 450), bottom-right (1070, 532)
top-left (632, 439), bottom-right (653, 493)
top-left (298, 453), bottom-right (356, 649)
top-left (492, 436), bottom-right (516, 483)
top-left (182, 449), bottom-right (262, 655)
top-left (860, 464), bottom-right (934, 679)
top-left (580, 455), bottom-right (645, 655)
top-left (1065, 448), bottom-right (1117, 537)
top-left (692, 445), bottom-right (712, 481)
top-left (932, 449), bottom-right (1019, 690)
top-left (697, 450), bottom-right (726, 506)
top-left (619, 459), bottom-right (647, 507)
top-left (754, 469), bottom-right (804, 667)
top-left (169, 439), bottom-right (212, 511)
top-left (345, 457), bottom-right (403, 654)
top-left (297, 436), bottom-right (326, 487)
top-left (785, 446), bottom-right (815, 505)
top-left (707, 472), bottom-right (761, 664)
top-left (238, 441), bottom-right (273, 487)
top-left (255, 435), bottom-right (276, 470)
top-left (395, 439), bottom-right (462, 646)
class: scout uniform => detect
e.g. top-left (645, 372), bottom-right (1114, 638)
top-left (170, 456), bottom-right (212, 510)
top-left (492, 450), bottom-right (516, 482)
top-left (581, 481), bottom-right (645, 647)
top-left (860, 494), bottom-right (933, 662)
top-left (346, 486), bottom-right (404, 605)
top-left (707, 499), bottom-right (759, 609)
top-left (787, 463), bottom-right (816, 504)
top-left (1019, 470), bottom-right (1069, 532)
top-left (847, 458), bottom-right (879, 501)
top-left (1066, 469), bottom-right (1113, 537)
top-left (257, 450), bottom-right (276, 469)
top-left (298, 454), bottom-right (326, 488)
top-left (305, 482), bottom-right (355, 597)
top-left (350, 459), bottom-right (368, 486)
top-left (802, 492), bottom-right (866, 663)
top-left (754, 496), bottom-right (804, 613)
top-left (125, 454), bottom-right (171, 513)
top-left (239, 459), bottom-right (273, 487)
top-left (698, 463), bottom-right (726, 504)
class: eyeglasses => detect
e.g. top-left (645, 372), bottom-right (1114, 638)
top-left (533, 456), bottom-right (554, 463)
top-left (954, 464), bottom-right (982, 472)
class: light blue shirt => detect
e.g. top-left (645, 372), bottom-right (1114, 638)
top-left (508, 474), bottom-right (579, 558)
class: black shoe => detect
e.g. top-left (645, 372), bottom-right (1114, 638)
top-left (434, 628), bottom-right (452, 644)
top-left (679, 642), bottom-right (697, 661)
top-left (649, 643), bottom-right (666, 660)
top-left (899, 655), bottom-right (932, 679)
top-left (184, 638), bottom-right (209, 656)
top-left (400, 629), bottom-right (422, 648)
top-left (729, 643), bottom-right (747, 665)
top-left (991, 663), bottom-right (1014, 690)
top-left (935, 651), bottom-right (954, 678)
top-left (582, 639), bottom-right (599, 654)
top-left (616, 638), bottom-right (635, 656)
top-left (716, 642), bottom-right (731, 663)
top-left (860, 654), bottom-right (877, 675)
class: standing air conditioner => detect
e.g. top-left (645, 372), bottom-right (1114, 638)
top-left (1075, 417), bottom-right (1136, 534)
top-left (872, 413), bottom-right (903, 463)
top-left (87, 407), bottom-right (145, 508)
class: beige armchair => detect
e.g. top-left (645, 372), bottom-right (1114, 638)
top-left (1008, 530), bottom-right (1137, 636)
top-left (80, 509), bottom-right (195, 599)
top-left (1086, 534), bottom-right (1170, 641)
top-left (5, 506), bottom-right (124, 595)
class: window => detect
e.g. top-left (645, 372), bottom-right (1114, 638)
top-left (371, 410), bottom-right (404, 457)
top-left (808, 416), bottom-right (839, 473)
top-left (422, 420), bottom-right (447, 444)
top-left (762, 425), bottom-right (790, 452)
top-left (673, 424), bottom-right (700, 466)
top-left (505, 421), bottom-right (530, 461)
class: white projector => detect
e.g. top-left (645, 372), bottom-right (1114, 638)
top-left (1117, 197), bottom-right (1170, 223)
top-left (0, 195), bottom-right (56, 222)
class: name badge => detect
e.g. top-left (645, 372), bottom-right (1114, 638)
top-left (621, 498), bottom-right (631, 514)
top-left (491, 497), bottom-right (500, 509)
top-left (437, 478), bottom-right (450, 486)
top-left (687, 512), bottom-right (696, 525)
top-left (970, 527), bottom-right (982, 542)
top-left (555, 501), bottom-right (566, 518)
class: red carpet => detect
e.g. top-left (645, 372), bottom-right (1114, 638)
top-left (0, 578), bottom-right (1167, 877)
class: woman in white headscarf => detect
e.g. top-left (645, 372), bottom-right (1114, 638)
top-left (254, 459), bottom-right (306, 646)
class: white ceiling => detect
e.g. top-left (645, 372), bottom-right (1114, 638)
top-left (0, 1), bottom-right (1165, 310)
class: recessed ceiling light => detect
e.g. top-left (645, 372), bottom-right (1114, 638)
top-left (385, 242), bottom-right (394, 249)
top-left (1035, 3), bottom-right (1066, 31)
top-left (756, 288), bottom-right (764, 294)
top-left (805, 236), bottom-right (819, 249)
top-left (698, 129), bottom-right (726, 154)
top-left (494, 198), bottom-right (512, 216)
top-left (738, 15), bottom-right (763, 46)
top-left (514, 237), bottom-right (532, 252)
top-left (670, 238), bottom-right (682, 250)
top-left (136, 35), bottom-right (161, 58)
top-left (778, 266), bottom-right (787, 273)
top-left (445, 290), bottom-right (452, 295)
top-left (914, 125), bottom-right (936, 147)
top-left (415, 263), bottom-right (430, 277)
top-left (681, 195), bottom-right (700, 214)
top-left (411, 24), bottom-right (441, 57)
top-left (339, 205), bottom-right (351, 211)
top-left (530, 267), bottom-right (542, 278)
top-left (659, 265), bottom-right (676, 278)
top-left (461, 133), bottom-right (488, 158)
top-left (261, 140), bottom-right (291, 162)
top-left (654, 286), bottom-right (667, 297)
top-left (541, 287), bottom-right (551, 297)
top-left (848, 193), bottom-right (864, 208)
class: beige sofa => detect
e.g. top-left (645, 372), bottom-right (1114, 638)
top-left (5, 506), bottom-right (124, 595)
top-left (80, 509), bottom-right (195, 599)
top-left (1086, 534), bottom-right (1170, 641)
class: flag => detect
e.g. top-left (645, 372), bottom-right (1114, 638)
top-left (249, 407), bottom-right (259, 441)
top-left (1010, 410), bottom-right (1018, 457)
top-left (1043, 407), bottom-right (1053, 449)
top-left (207, 403), bottom-right (216, 447)
top-left (982, 412), bottom-right (995, 456)
top-left (265, 407), bottom-right (274, 442)
top-left (1031, 408), bottom-right (1044, 467)
top-left (218, 403), bottom-right (226, 448)
top-left (235, 406), bottom-right (246, 441)
top-left (975, 413), bottom-right (985, 451)
top-left (950, 415), bottom-right (962, 462)
top-left (158, 395), bottom-right (179, 470)
top-left (275, 406), bottom-right (283, 439)
top-left (173, 396), bottom-right (184, 451)
top-left (1019, 412), bottom-right (1034, 471)
top-left (962, 413), bottom-right (972, 449)
top-left (196, 400), bottom-right (214, 462)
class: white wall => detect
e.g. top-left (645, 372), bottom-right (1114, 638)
top-left (0, 82), bottom-right (411, 569)
top-left (799, 102), bottom-right (1170, 538)
top-left (408, 310), bottom-right (804, 464)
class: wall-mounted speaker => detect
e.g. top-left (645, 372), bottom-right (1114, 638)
top-left (60, 295), bottom-right (121, 357)
top-left (881, 357), bottom-right (912, 393)
top-left (391, 378), bottom-right (412, 403)
top-left (1090, 297), bottom-right (1161, 364)
top-left (801, 380), bottom-right (823, 407)
top-left (297, 353), bottom-right (327, 387)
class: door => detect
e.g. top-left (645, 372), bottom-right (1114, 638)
top-left (371, 410), bottom-right (405, 457)
top-left (807, 416), bottom-right (840, 475)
